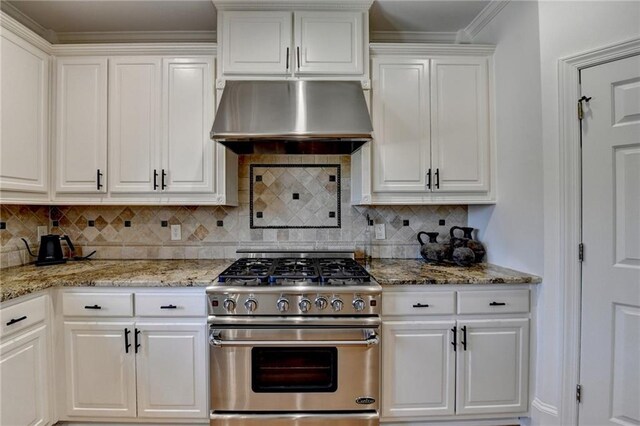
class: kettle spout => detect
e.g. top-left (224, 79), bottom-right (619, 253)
top-left (21, 238), bottom-right (37, 257)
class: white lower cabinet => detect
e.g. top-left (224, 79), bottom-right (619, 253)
top-left (135, 322), bottom-right (207, 418)
top-left (0, 325), bottom-right (51, 426)
top-left (382, 288), bottom-right (530, 422)
top-left (382, 321), bottom-right (456, 418)
top-left (63, 321), bottom-right (137, 418)
top-left (60, 289), bottom-right (208, 422)
top-left (456, 319), bottom-right (529, 415)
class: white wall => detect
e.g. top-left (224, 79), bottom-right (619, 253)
top-left (536, 1), bottom-right (640, 424)
top-left (470, 1), bottom-right (640, 425)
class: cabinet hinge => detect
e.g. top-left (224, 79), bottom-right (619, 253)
top-left (579, 243), bottom-right (584, 262)
top-left (576, 384), bottom-right (582, 403)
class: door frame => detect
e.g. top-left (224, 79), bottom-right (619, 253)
top-left (557, 37), bottom-right (640, 426)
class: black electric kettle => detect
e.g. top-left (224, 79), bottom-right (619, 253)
top-left (22, 235), bottom-right (75, 266)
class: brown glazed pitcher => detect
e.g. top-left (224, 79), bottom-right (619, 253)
top-left (449, 226), bottom-right (486, 263)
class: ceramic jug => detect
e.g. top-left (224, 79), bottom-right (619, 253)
top-left (449, 226), bottom-right (486, 263)
top-left (417, 232), bottom-right (450, 263)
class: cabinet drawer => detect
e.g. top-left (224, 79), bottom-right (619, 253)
top-left (383, 291), bottom-right (456, 316)
top-left (457, 290), bottom-right (530, 314)
top-left (62, 292), bottom-right (133, 317)
top-left (1, 296), bottom-right (47, 337)
top-left (135, 293), bottom-right (206, 317)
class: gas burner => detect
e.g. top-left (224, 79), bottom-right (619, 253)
top-left (218, 258), bottom-right (275, 284)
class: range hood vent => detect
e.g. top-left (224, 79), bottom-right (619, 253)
top-left (210, 80), bottom-right (372, 154)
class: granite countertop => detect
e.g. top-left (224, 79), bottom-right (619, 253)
top-left (1, 258), bottom-right (541, 303)
top-left (365, 259), bottom-right (541, 285)
top-left (0, 259), bottom-right (234, 303)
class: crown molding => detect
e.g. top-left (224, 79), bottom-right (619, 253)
top-left (52, 42), bottom-right (217, 56)
top-left (212, 0), bottom-right (373, 11)
top-left (463, 0), bottom-right (510, 40)
top-left (0, 1), bottom-right (58, 44)
top-left (56, 30), bottom-right (217, 44)
top-left (0, 10), bottom-right (52, 53)
top-left (370, 30), bottom-right (457, 44)
top-left (531, 397), bottom-right (559, 417)
top-left (370, 42), bottom-right (495, 57)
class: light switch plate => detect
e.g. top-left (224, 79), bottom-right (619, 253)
top-left (170, 224), bottom-right (181, 241)
top-left (37, 226), bottom-right (48, 239)
top-left (374, 224), bottom-right (386, 240)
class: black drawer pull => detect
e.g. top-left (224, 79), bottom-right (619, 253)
top-left (489, 302), bottom-right (506, 306)
top-left (135, 328), bottom-right (141, 353)
top-left (124, 328), bottom-right (131, 353)
top-left (84, 305), bottom-right (102, 310)
top-left (461, 325), bottom-right (467, 351)
top-left (6, 316), bottom-right (27, 326)
top-left (451, 326), bottom-right (457, 352)
top-left (160, 305), bottom-right (177, 309)
top-left (412, 303), bottom-right (430, 308)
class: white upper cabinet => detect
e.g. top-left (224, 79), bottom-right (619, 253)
top-left (161, 57), bottom-right (215, 193)
top-left (221, 11), bottom-right (292, 76)
top-left (431, 57), bottom-right (490, 193)
top-left (108, 57), bottom-right (162, 194)
top-left (372, 58), bottom-right (430, 192)
top-left (0, 30), bottom-right (49, 195)
top-left (294, 11), bottom-right (364, 75)
top-left (352, 45), bottom-right (495, 205)
top-left (218, 9), bottom-right (367, 79)
top-left (55, 57), bottom-right (108, 194)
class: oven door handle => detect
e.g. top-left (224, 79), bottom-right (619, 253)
top-left (209, 330), bottom-right (379, 347)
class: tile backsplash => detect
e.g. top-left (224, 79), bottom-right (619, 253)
top-left (0, 155), bottom-right (467, 268)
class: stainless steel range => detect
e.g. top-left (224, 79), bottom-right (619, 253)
top-left (207, 251), bottom-right (381, 426)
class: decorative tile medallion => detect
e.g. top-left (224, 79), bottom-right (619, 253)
top-left (250, 164), bottom-right (341, 229)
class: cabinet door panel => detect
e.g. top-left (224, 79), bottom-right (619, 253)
top-left (136, 322), bottom-right (207, 418)
top-left (382, 321), bottom-right (456, 418)
top-left (162, 57), bottom-right (215, 193)
top-left (294, 11), bottom-right (363, 75)
top-left (456, 319), bottom-right (529, 415)
top-left (0, 31), bottom-right (49, 193)
top-left (222, 11), bottom-right (292, 75)
top-left (0, 325), bottom-right (50, 426)
top-left (55, 57), bottom-right (108, 193)
top-left (63, 321), bottom-right (136, 418)
top-left (372, 59), bottom-right (431, 192)
top-left (431, 58), bottom-right (490, 193)
top-left (109, 57), bottom-right (161, 193)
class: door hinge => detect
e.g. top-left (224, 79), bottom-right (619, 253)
top-left (577, 96), bottom-right (592, 120)
top-left (579, 243), bottom-right (584, 262)
top-left (576, 384), bottom-right (582, 403)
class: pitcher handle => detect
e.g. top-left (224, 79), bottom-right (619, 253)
top-left (417, 232), bottom-right (429, 246)
top-left (450, 226), bottom-right (463, 238)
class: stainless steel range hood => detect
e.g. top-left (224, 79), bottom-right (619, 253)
top-left (210, 80), bottom-right (372, 154)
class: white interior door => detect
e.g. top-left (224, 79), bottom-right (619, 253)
top-left (579, 54), bottom-right (640, 426)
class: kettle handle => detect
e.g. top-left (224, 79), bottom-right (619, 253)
top-left (61, 235), bottom-right (75, 253)
top-left (21, 238), bottom-right (37, 257)
top-left (450, 226), bottom-right (463, 238)
top-left (417, 232), bottom-right (429, 246)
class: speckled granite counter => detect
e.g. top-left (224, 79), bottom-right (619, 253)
top-left (0, 259), bottom-right (234, 303)
top-left (365, 259), bottom-right (541, 285)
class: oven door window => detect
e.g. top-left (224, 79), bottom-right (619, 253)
top-left (252, 347), bottom-right (338, 393)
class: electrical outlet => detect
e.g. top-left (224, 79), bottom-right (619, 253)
top-left (374, 224), bottom-right (386, 240)
top-left (170, 224), bottom-right (181, 241)
top-left (37, 226), bottom-right (48, 239)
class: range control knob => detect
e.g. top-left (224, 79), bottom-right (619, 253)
top-left (244, 298), bottom-right (258, 313)
top-left (315, 297), bottom-right (328, 310)
top-left (352, 298), bottom-right (366, 312)
top-left (299, 298), bottom-right (312, 313)
top-left (222, 298), bottom-right (236, 312)
top-left (331, 298), bottom-right (344, 312)
top-left (276, 298), bottom-right (290, 313)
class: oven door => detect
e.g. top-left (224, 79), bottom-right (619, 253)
top-left (209, 324), bottom-right (380, 413)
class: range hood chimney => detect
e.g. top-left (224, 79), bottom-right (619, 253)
top-left (210, 80), bottom-right (372, 155)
